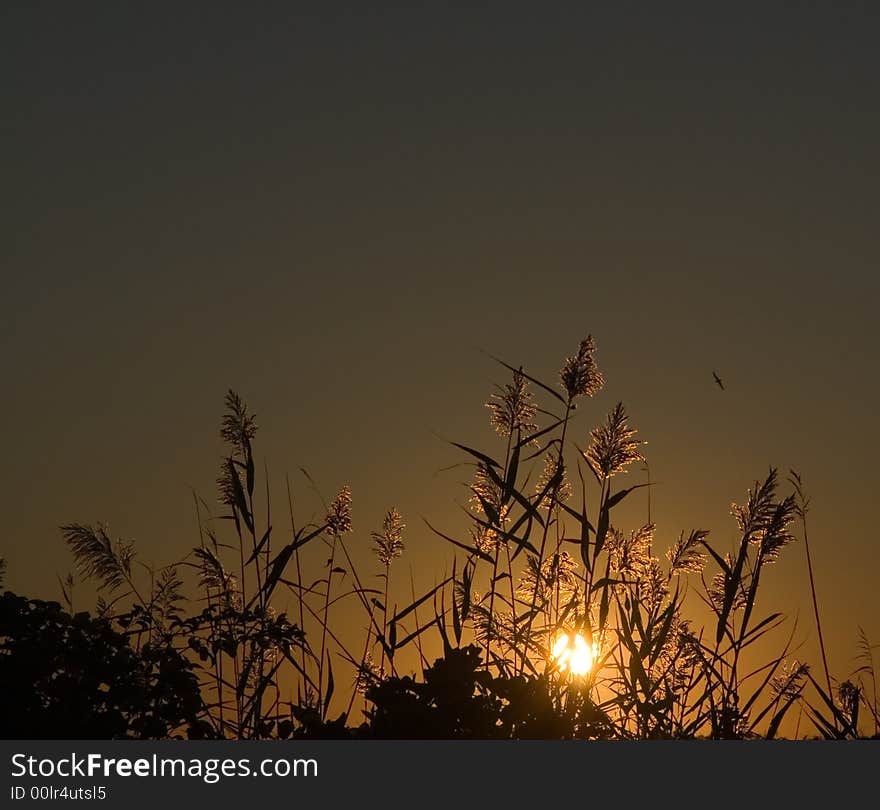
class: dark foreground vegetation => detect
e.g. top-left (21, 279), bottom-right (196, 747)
top-left (1, 336), bottom-right (877, 739)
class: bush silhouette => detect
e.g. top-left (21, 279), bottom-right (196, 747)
top-left (0, 591), bottom-right (207, 739)
top-left (360, 645), bottom-right (612, 739)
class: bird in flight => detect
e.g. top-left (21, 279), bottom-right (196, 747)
top-left (712, 370), bottom-right (725, 391)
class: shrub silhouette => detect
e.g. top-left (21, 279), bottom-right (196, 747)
top-left (360, 645), bottom-right (612, 739)
top-left (0, 591), bottom-right (207, 739)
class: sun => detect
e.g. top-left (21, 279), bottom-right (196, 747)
top-left (551, 631), bottom-right (596, 676)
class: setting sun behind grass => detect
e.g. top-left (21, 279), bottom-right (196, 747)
top-left (551, 632), bottom-right (596, 677)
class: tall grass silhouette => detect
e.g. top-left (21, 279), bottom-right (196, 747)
top-left (4, 335), bottom-right (874, 739)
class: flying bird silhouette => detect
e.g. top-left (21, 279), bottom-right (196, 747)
top-left (712, 370), bottom-right (725, 391)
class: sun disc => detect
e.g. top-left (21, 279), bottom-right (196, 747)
top-left (551, 631), bottom-right (595, 676)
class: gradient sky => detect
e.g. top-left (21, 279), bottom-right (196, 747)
top-left (2, 3), bottom-right (879, 688)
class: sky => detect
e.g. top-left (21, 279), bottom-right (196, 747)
top-left (2, 3), bottom-right (879, 694)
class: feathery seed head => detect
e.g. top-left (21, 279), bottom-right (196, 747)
top-left (732, 470), bottom-right (797, 563)
top-left (326, 486), bottom-right (353, 534)
top-left (560, 334), bottom-right (604, 401)
top-left (608, 523), bottom-right (654, 577)
top-left (708, 554), bottom-right (748, 613)
top-left (667, 529), bottom-right (709, 575)
top-left (486, 368), bottom-right (538, 438)
top-left (517, 551), bottom-right (580, 606)
top-left (372, 507), bottom-right (405, 566)
top-left (355, 654), bottom-right (383, 695)
top-left (61, 523), bottom-right (135, 593)
top-left (216, 458), bottom-right (241, 507)
top-left (469, 463), bottom-right (507, 533)
top-left (220, 389), bottom-right (257, 455)
top-left (838, 680), bottom-right (861, 718)
top-left (770, 660), bottom-right (810, 700)
top-left (535, 454), bottom-right (572, 510)
top-left (585, 402), bottom-right (645, 479)
top-left (471, 503), bottom-right (510, 552)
